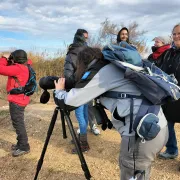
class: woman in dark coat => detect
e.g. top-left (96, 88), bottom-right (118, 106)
top-left (158, 23), bottom-right (180, 159)
top-left (148, 36), bottom-right (171, 67)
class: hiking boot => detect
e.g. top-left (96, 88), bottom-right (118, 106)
top-left (72, 134), bottom-right (90, 154)
top-left (158, 151), bottom-right (178, 159)
top-left (12, 149), bottom-right (30, 157)
top-left (72, 143), bottom-right (90, 154)
top-left (91, 124), bottom-right (100, 135)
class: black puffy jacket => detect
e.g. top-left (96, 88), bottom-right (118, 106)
top-left (160, 48), bottom-right (180, 85)
top-left (160, 48), bottom-right (180, 122)
top-left (147, 53), bottom-right (165, 67)
top-left (63, 44), bottom-right (86, 90)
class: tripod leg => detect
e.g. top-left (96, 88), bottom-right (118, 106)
top-left (60, 109), bottom-right (67, 139)
top-left (64, 111), bottom-right (91, 180)
top-left (34, 108), bottom-right (58, 180)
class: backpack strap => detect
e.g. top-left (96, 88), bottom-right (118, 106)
top-left (102, 91), bottom-right (144, 133)
top-left (12, 76), bottom-right (21, 88)
top-left (11, 64), bottom-right (29, 88)
top-left (8, 64), bottom-right (30, 95)
top-left (102, 91), bottom-right (161, 135)
top-left (102, 91), bottom-right (143, 99)
top-left (129, 98), bottom-right (134, 134)
top-left (8, 76), bottom-right (24, 95)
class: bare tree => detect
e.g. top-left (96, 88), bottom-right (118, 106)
top-left (87, 34), bottom-right (102, 48)
top-left (99, 18), bottom-right (118, 42)
top-left (126, 21), bottom-right (148, 54)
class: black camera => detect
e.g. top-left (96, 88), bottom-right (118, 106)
top-left (39, 76), bottom-right (59, 104)
top-left (39, 76), bottom-right (59, 90)
top-left (7, 54), bottom-right (14, 66)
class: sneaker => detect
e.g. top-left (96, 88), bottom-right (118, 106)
top-left (91, 124), bottom-right (100, 135)
top-left (77, 128), bottom-right (80, 135)
top-left (158, 151), bottom-right (178, 159)
top-left (12, 149), bottom-right (30, 157)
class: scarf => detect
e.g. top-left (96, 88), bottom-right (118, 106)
top-left (152, 44), bottom-right (170, 60)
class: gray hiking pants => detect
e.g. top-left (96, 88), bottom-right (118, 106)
top-left (9, 102), bottom-right (30, 151)
top-left (119, 126), bottom-right (168, 180)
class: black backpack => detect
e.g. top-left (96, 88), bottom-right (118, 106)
top-left (9, 64), bottom-right (37, 96)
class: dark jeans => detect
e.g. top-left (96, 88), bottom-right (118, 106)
top-left (9, 102), bottom-right (30, 151)
top-left (166, 121), bottom-right (178, 154)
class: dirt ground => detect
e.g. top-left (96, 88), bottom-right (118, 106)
top-left (1, 101), bottom-right (180, 180)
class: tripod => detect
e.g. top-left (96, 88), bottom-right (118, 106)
top-left (34, 107), bottom-right (92, 180)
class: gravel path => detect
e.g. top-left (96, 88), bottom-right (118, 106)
top-left (0, 103), bottom-right (180, 180)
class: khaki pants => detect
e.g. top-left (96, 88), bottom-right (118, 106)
top-left (119, 126), bottom-right (168, 180)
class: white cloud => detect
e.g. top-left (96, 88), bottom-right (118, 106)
top-left (0, 36), bottom-right (25, 43)
top-left (96, 0), bottom-right (140, 5)
top-left (0, 0), bottom-right (179, 49)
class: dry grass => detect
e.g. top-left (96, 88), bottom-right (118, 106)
top-left (0, 76), bottom-right (7, 100)
top-left (28, 52), bottom-right (65, 79)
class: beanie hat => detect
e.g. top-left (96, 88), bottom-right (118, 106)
top-left (10, 49), bottom-right (28, 64)
top-left (152, 36), bottom-right (171, 45)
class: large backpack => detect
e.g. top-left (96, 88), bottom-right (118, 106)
top-left (101, 41), bottom-right (180, 141)
top-left (102, 42), bottom-right (180, 104)
top-left (9, 64), bottom-right (37, 96)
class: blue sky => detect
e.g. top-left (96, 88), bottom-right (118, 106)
top-left (0, 0), bottom-right (179, 57)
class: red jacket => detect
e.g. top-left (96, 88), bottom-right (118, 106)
top-left (0, 57), bottom-right (32, 106)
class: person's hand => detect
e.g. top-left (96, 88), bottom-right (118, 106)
top-left (54, 78), bottom-right (65, 90)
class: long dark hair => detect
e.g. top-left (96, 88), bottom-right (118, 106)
top-left (75, 47), bottom-right (103, 82)
top-left (117, 27), bottom-right (129, 44)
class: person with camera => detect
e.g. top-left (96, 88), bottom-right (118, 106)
top-left (52, 46), bottom-right (168, 180)
top-left (0, 50), bottom-right (32, 157)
